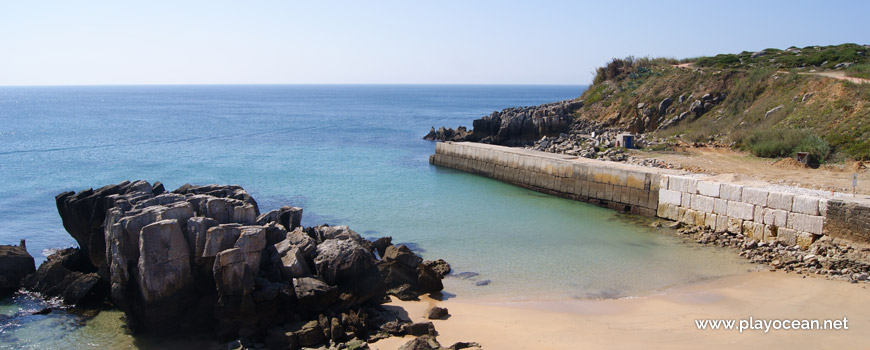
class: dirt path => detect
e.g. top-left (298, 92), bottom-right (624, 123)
top-left (778, 70), bottom-right (870, 84)
top-left (630, 147), bottom-right (869, 195)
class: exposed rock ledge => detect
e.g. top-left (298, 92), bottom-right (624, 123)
top-left (424, 99), bottom-right (583, 146)
top-left (15, 180), bottom-right (467, 349)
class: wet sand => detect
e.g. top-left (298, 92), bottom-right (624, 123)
top-left (373, 271), bottom-right (870, 349)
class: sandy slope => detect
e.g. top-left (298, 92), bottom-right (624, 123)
top-left (373, 272), bottom-right (870, 350)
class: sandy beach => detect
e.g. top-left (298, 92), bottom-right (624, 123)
top-left (373, 271), bottom-right (870, 349)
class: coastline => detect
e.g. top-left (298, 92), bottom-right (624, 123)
top-left (374, 271), bottom-right (870, 349)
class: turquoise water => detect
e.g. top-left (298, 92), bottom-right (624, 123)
top-left (0, 85), bottom-right (747, 347)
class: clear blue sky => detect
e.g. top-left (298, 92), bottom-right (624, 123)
top-left (2, 0), bottom-right (868, 85)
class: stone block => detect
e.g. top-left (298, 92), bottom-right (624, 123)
top-left (677, 207), bottom-right (687, 223)
top-left (777, 228), bottom-right (797, 246)
top-left (727, 217), bottom-right (743, 234)
top-left (694, 211), bottom-right (707, 227)
top-left (691, 195), bottom-right (715, 213)
top-left (792, 196), bottom-right (820, 216)
top-left (657, 203), bottom-right (669, 218)
top-left (659, 189), bottom-right (682, 206)
top-left (715, 214), bottom-right (729, 233)
top-left (626, 172), bottom-right (646, 189)
top-left (767, 192), bottom-right (794, 211)
top-left (788, 213), bottom-right (824, 235)
top-left (697, 180), bottom-right (720, 197)
top-left (763, 208), bottom-right (788, 227)
top-left (668, 176), bottom-right (692, 193)
top-left (660, 176), bottom-right (669, 191)
top-left (818, 199), bottom-right (828, 216)
top-left (796, 232), bottom-right (819, 249)
top-left (742, 187), bottom-right (769, 206)
top-left (686, 178), bottom-right (698, 194)
top-left (713, 198), bottom-right (728, 215)
top-left (726, 201), bottom-right (754, 221)
top-left (742, 221), bottom-right (764, 241)
top-left (753, 205), bottom-right (764, 224)
top-left (720, 184), bottom-right (743, 201)
top-left (647, 189), bottom-right (659, 210)
top-left (705, 213), bottom-right (717, 230)
top-left (681, 192), bottom-right (692, 207)
top-left (682, 209), bottom-right (699, 225)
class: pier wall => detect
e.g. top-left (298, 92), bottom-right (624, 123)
top-left (430, 141), bottom-right (666, 217)
top-left (431, 141), bottom-right (870, 245)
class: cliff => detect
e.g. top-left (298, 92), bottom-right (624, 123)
top-left (428, 43), bottom-right (870, 161)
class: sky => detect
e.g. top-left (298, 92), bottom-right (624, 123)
top-left (1, 0), bottom-right (869, 86)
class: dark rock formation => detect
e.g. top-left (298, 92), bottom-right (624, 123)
top-left (424, 126), bottom-right (470, 142)
top-left (426, 306), bottom-right (448, 320)
top-left (0, 240), bottom-right (35, 296)
top-left (27, 181), bottom-right (451, 348)
top-left (425, 99), bottom-right (583, 146)
top-left (21, 248), bottom-right (105, 306)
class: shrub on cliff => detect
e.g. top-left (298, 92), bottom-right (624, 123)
top-left (743, 128), bottom-right (830, 161)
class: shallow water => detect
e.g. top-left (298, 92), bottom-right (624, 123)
top-left (0, 85), bottom-right (748, 346)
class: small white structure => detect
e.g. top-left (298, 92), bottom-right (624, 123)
top-left (617, 133), bottom-right (636, 149)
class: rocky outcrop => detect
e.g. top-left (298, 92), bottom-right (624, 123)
top-left (423, 126), bottom-right (470, 142)
top-left (22, 248), bottom-right (105, 306)
top-left (28, 181), bottom-right (452, 348)
top-left (425, 100), bottom-right (583, 146)
top-left (0, 241), bottom-right (35, 296)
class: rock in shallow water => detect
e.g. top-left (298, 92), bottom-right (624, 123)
top-left (0, 241), bottom-right (35, 297)
top-left (24, 180), bottom-right (454, 348)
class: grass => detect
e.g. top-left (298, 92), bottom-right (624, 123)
top-left (846, 63), bottom-right (870, 79)
top-left (582, 83), bottom-right (608, 105)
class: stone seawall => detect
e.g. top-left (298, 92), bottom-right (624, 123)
top-left (430, 141), bottom-right (676, 217)
top-left (431, 141), bottom-right (870, 246)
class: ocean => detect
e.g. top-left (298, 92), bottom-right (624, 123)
top-left (0, 85), bottom-right (747, 348)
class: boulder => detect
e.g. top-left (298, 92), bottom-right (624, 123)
top-left (399, 335), bottom-right (442, 350)
top-left (383, 245), bottom-right (422, 268)
top-left (372, 236), bottom-right (392, 258)
top-left (274, 244), bottom-right (311, 280)
top-left (256, 206), bottom-right (303, 232)
top-left (313, 239), bottom-right (375, 285)
top-left (293, 277), bottom-right (338, 305)
top-left (423, 259), bottom-right (451, 277)
top-left (265, 326), bottom-right (298, 350)
top-left (285, 227), bottom-right (317, 259)
top-left (21, 248), bottom-right (104, 306)
top-left (0, 241), bottom-right (35, 296)
top-left (55, 180), bottom-right (153, 269)
top-left (288, 320), bottom-right (325, 347)
top-left (214, 248), bottom-right (254, 297)
top-left (426, 306), bottom-right (448, 320)
top-left (448, 341), bottom-right (483, 350)
top-left (407, 321), bottom-right (436, 336)
top-left (658, 97), bottom-right (673, 115)
top-left (135, 219), bottom-right (195, 331)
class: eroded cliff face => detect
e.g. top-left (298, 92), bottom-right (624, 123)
top-left (425, 100), bottom-right (583, 146)
top-left (26, 181), bottom-right (451, 347)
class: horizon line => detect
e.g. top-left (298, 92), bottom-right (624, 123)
top-left (0, 82), bottom-right (589, 88)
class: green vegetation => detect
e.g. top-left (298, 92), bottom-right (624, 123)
top-left (846, 63), bottom-right (870, 79)
top-left (592, 56), bottom-right (676, 84)
top-left (693, 43), bottom-right (870, 70)
top-left (576, 43), bottom-right (870, 161)
top-left (741, 129), bottom-right (830, 160)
